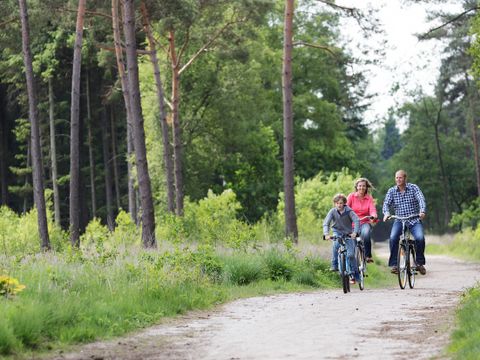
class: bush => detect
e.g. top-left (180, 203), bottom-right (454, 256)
top-left (263, 250), bottom-right (294, 281)
top-left (223, 255), bottom-right (265, 285)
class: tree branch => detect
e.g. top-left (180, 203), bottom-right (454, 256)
top-left (420, 7), bottom-right (480, 40)
top-left (56, 7), bottom-right (112, 20)
top-left (292, 41), bottom-right (338, 57)
top-left (179, 17), bottom-right (246, 75)
top-left (96, 43), bottom-right (151, 55)
top-left (316, 0), bottom-right (357, 16)
top-left (0, 18), bottom-right (17, 28)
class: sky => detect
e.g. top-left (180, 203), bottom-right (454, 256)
top-left (335, 0), bottom-right (464, 130)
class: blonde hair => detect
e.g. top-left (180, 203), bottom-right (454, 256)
top-left (354, 177), bottom-right (375, 193)
top-left (333, 193), bottom-right (347, 204)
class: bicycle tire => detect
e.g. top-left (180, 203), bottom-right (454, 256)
top-left (397, 240), bottom-right (408, 289)
top-left (408, 243), bottom-right (416, 288)
top-left (340, 253), bottom-right (349, 294)
top-left (356, 245), bottom-right (365, 290)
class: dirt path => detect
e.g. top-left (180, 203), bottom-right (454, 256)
top-left (48, 243), bottom-right (480, 360)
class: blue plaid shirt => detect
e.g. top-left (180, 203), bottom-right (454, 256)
top-left (382, 183), bottom-right (426, 226)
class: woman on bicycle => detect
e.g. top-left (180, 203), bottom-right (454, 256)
top-left (323, 193), bottom-right (360, 283)
top-left (347, 178), bottom-right (378, 263)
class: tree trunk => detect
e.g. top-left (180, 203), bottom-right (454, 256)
top-left (123, 0), bottom-right (156, 247)
top-left (101, 108), bottom-right (115, 230)
top-left (48, 78), bottom-right (61, 226)
top-left (282, 0), bottom-right (298, 242)
top-left (112, 0), bottom-right (137, 223)
top-left (0, 87), bottom-right (7, 206)
top-left (19, 0), bottom-right (50, 250)
top-left (140, 1), bottom-right (175, 213)
top-left (85, 70), bottom-right (97, 218)
top-left (23, 142), bottom-right (31, 214)
top-left (69, 0), bottom-right (86, 247)
top-left (110, 107), bottom-right (121, 210)
top-left (465, 74), bottom-right (480, 197)
top-left (169, 30), bottom-right (184, 216)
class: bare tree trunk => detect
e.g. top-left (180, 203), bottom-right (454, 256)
top-left (23, 142), bottom-right (31, 214)
top-left (101, 108), bottom-right (115, 230)
top-left (168, 30), bottom-right (184, 216)
top-left (0, 88), bottom-right (7, 205)
top-left (282, 0), bottom-right (298, 242)
top-left (112, 0), bottom-right (137, 222)
top-left (123, 0), bottom-right (156, 247)
top-left (48, 78), bottom-right (61, 226)
top-left (85, 70), bottom-right (97, 218)
top-left (140, 1), bottom-right (175, 214)
top-left (465, 74), bottom-right (480, 197)
top-left (110, 107), bottom-right (121, 210)
top-left (19, 0), bottom-right (50, 250)
top-left (69, 0), bottom-right (86, 247)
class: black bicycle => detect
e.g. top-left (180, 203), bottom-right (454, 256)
top-left (325, 233), bottom-right (352, 293)
top-left (355, 216), bottom-right (378, 291)
top-left (387, 214), bottom-right (419, 289)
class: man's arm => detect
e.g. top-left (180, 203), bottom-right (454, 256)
top-left (382, 188), bottom-right (392, 221)
top-left (414, 184), bottom-right (427, 219)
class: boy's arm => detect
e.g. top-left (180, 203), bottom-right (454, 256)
top-left (350, 210), bottom-right (360, 237)
top-left (323, 209), bottom-right (334, 236)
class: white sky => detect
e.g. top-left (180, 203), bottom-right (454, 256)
top-left (336, 0), bottom-right (464, 129)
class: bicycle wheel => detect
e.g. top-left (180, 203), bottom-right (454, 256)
top-left (340, 253), bottom-right (349, 294)
top-left (356, 245), bottom-right (365, 290)
top-left (408, 243), bottom-right (416, 289)
top-left (397, 240), bottom-right (408, 289)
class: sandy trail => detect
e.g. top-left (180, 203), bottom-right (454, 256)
top-left (47, 243), bottom-right (480, 360)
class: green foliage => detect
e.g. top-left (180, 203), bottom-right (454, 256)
top-left (223, 255), bottom-right (265, 285)
top-left (263, 250), bottom-right (294, 281)
top-left (277, 169), bottom-right (357, 241)
top-left (450, 199), bottom-right (480, 231)
top-left (448, 286), bottom-right (480, 359)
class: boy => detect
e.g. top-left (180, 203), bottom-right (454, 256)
top-left (323, 193), bottom-right (360, 283)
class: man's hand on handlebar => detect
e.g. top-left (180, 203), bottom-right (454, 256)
top-left (419, 212), bottom-right (426, 220)
top-left (323, 234), bottom-right (330, 241)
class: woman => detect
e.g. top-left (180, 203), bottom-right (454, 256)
top-left (347, 178), bottom-right (378, 263)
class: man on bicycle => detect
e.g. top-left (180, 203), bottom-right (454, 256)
top-left (382, 170), bottom-right (427, 275)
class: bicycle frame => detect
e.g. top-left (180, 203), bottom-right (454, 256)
top-left (388, 214), bottom-right (419, 289)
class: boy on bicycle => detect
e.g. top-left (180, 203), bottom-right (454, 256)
top-left (323, 193), bottom-right (360, 283)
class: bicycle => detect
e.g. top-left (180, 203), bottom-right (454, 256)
top-left (355, 215), bottom-right (378, 291)
top-left (324, 233), bottom-right (353, 294)
top-left (387, 214), bottom-right (419, 289)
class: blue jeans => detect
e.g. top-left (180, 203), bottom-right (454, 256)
top-left (359, 223), bottom-right (372, 258)
top-left (388, 221), bottom-right (426, 267)
top-left (331, 235), bottom-right (357, 277)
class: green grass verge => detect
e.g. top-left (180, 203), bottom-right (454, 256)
top-left (0, 244), bottom-right (394, 359)
top-left (426, 230), bottom-right (480, 359)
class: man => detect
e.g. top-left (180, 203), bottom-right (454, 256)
top-left (382, 170), bottom-right (427, 275)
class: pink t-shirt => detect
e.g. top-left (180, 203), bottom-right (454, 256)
top-left (347, 192), bottom-right (377, 225)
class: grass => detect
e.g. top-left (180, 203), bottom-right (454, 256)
top-left (426, 229), bottom-right (480, 359)
top-left (0, 240), bottom-right (395, 359)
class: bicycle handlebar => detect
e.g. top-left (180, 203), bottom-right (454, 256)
top-left (359, 215), bottom-right (379, 223)
top-left (386, 214), bottom-right (420, 221)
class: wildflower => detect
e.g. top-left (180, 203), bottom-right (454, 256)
top-left (0, 275), bottom-right (26, 298)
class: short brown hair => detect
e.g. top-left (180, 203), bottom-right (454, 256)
top-left (333, 193), bottom-right (347, 204)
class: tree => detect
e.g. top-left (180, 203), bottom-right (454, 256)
top-left (69, 0), bottom-right (87, 247)
top-left (123, 0), bottom-right (156, 247)
top-left (18, 0), bottom-right (50, 250)
top-left (282, 0), bottom-right (298, 242)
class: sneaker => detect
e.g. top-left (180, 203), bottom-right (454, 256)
top-left (329, 267), bottom-right (338, 272)
top-left (366, 257), bottom-right (374, 263)
top-left (417, 265), bottom-right (426, 275)
top-left (390, 266), bottom-right (398, 274)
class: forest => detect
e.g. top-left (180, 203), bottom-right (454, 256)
top-left (1, 0), bottom-right (480, 357)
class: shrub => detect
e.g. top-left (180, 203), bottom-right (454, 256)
top-left (223, 255), bottom-right (265, 285)
top-left (263, 250), bottom-right (294, 281)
